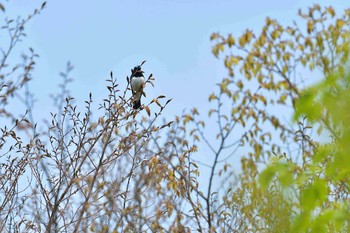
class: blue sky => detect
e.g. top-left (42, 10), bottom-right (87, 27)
top-left (5, 0), bottom-right (348, 118)
top-left (3, 0), bottom-right (349, 187)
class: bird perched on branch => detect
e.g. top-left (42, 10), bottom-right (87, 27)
top-left (130, 65), bottom-right (145, 109)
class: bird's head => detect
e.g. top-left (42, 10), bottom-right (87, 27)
top-left (132, 66), bottom-right (144, 76)
top-left (134, 66), bottom-right (143, 72)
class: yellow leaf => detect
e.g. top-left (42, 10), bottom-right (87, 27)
top-left (258, 33), bottom-right (267, 46)
top-left (245, 30), bottom-right (254, 43)
top-left (231, 56), bottom-right (242, 65)
top-left (191, 107), bottom-right (199, 115)
top-left (286, 27), bottom-right (296, 36)
top-left (210, 33), bottom-right (218, 40)
top-left (278, 94), bottom-right (288, 104)
top-left (326, 6), bottom-right (335, 17)
top-left (239, 34), bottom-right (247, 47)
top-left (219, 81), bottom-right (229, 92)
top-left (265, 17), bottom-right (273, 26)
top-left (224, 56), bottom-right (232, 68)
top-left (208, 93), bottom-right (217, 102)
top-left (208, 109), bottom-right (216, 117)
top-left (149, 156), bottom-right (159, 169)
top-left (227, 34), bottom-right (235, 47)
top-left (270, 29), bottom-right (281, 40)
top-left (259, 95), bottom-right (267, 106)
top-left (218, 44), bottom-right (224, 52)
top-left (239, 30), bottom-right (254, 47)
top-left (236, 80), bottom-right (244, 89)
top-left (304, 37), bottom-right (313, 48)
top-left (336, 19), bottom-right (345, 29)
top-left (307, 20), bottom-right (314, 34)
top-left (183, 114), bottom-right (194, 124)
top-left (282, 65), bottom-right (288, 74)
top-left (212, 46), bottom-right (219, 57)
top-left (297, 44), bottom-right (304, 51)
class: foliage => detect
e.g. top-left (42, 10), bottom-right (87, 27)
top-left (206, 4), bottom-right (350, 232)
top-left (258, 68), bottom-right (350, 233)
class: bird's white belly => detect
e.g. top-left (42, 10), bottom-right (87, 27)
top-left (131, 77), bottom-right (145, 92)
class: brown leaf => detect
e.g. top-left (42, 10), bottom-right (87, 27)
top-left (144, 106), bottom-right (151, 116)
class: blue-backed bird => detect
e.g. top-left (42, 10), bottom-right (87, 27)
top-left (130, 66), bottom-right (145, 109)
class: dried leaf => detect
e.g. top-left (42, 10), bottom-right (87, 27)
top-left (144, 106), bottom-right (151, 116)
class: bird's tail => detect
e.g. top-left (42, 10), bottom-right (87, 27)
top-left (133, 99), bottom-right (141, 109)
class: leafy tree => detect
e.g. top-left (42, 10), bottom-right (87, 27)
top-left (207, 4), bottom-right (350, 232)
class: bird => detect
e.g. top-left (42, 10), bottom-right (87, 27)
top-left (130, 66), bottom-right (145, 109)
